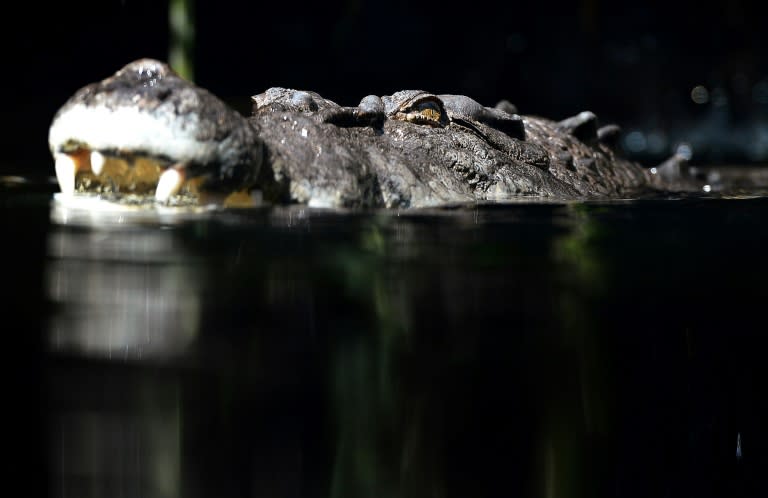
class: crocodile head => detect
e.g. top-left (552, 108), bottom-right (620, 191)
top-left (48, 59), bottom-right (263, 206)
top-left (49, 59), bottom-right (670, 210)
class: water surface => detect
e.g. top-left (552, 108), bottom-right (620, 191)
top-left (3, 176), bottom-right (767, 498)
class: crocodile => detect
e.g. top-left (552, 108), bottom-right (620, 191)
top-left (48, 58), bottom-right (692, 209)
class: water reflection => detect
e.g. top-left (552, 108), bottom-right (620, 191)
top-left (47, 227), bottom-right (201, 359)
top-left (42, 198), bottom-right (768, 498)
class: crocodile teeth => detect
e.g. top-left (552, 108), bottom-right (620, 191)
top-left (155, 167), bottom-right (185, 202)
top-left (90, 151), bottom-right (106, 175)
top-left (54, 153), bottom-right (78, 195)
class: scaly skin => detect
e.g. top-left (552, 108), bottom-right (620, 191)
top-left (48, 59), bottom-right (688, 208)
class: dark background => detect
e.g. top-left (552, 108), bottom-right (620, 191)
top-left (3, 3), bottom-right (768, 497)
top-left (2, 0), bottom-right (768, 174)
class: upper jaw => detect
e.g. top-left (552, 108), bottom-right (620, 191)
top-left (52, 147), bottom-right (195, 205)
top-left (49, 59), bottom-right (263, 207)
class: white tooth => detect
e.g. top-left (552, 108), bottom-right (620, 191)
top-left (155, 168), bottom-right (185, 202)
top-left (90, 151), bottom-right (106, 175)
top-left (54, 153), bottom-right (77, 195)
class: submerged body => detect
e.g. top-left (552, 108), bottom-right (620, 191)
top-left (48, 59), bottom-right (691, 208)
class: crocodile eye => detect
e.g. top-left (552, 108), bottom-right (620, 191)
top-left (400, 99), bottom-right (445, 126)
top-left (412, 101), bottom-right (442, 122)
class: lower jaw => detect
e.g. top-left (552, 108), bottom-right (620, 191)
top-left (52, 190), bottom-right (263, 221)
top-left (71, 170), bottom-right (204, 207)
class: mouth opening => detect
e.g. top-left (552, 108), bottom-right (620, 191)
top-left (54, 147), bottom-right (257, 208)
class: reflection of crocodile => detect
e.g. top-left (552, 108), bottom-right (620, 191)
top-left (48, 59), bottom-right (691, 208)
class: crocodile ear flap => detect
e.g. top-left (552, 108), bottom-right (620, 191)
top-left (482, 113), bottom-right (525, 140)
top-left (557, 111), bottom-right (598, 142)
top-left (494, 100), bottom-right (518, 115)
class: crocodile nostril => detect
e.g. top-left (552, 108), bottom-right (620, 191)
top-left (290, 91), bottom-right (318, 112)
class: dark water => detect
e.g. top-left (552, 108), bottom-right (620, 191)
top-left (3, 178), bottom-right (768, 498)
